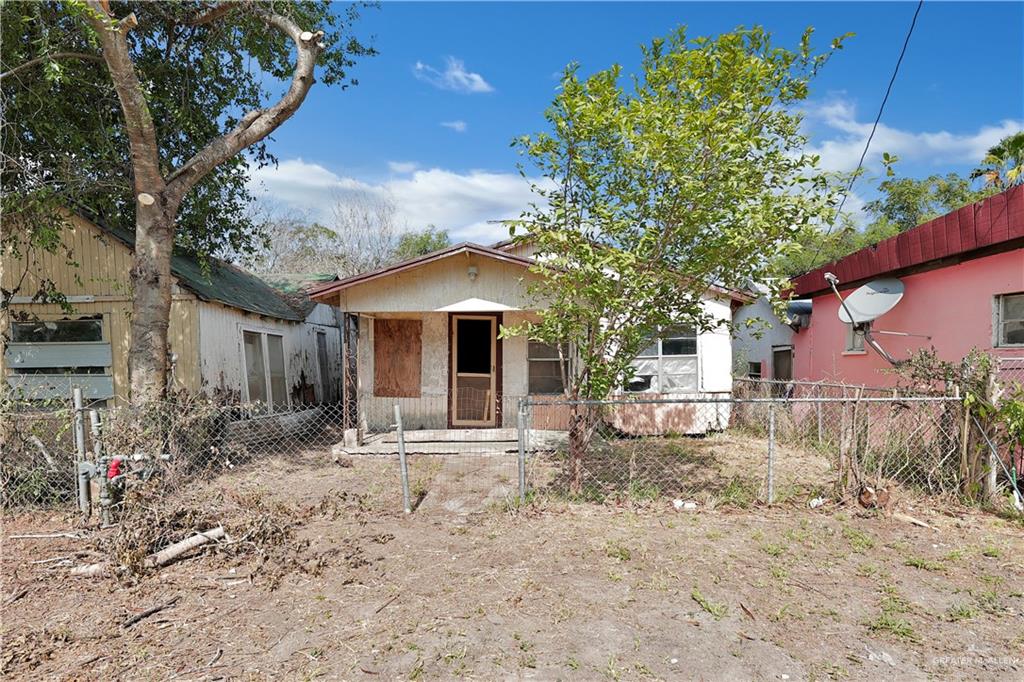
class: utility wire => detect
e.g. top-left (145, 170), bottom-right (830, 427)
top-left (807, 0), bottom-right (925, 267)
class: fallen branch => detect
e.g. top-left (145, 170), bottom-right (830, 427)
top-left (4, 588), bottom-right (28, 605)
top-left (374, 594), bottom-right (399, 614)
top-left (71, 526), bottom-right (226, 577)
top-left (892, 512), bottom-right (937, 531)
top-left (9, 532), bottom-right (81, 540)
top-left (121, 595), bottom-right (180, 629)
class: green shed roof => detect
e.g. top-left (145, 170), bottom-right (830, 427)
top-left (96, 220), bottom-right (306, 322)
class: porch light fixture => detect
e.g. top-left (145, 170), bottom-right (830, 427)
top-left (467, 265), bottom-right (478, 281)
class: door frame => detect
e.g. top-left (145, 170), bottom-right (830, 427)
top-left (448, 312), bottom-right (503, 428)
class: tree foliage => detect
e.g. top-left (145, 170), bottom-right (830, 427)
top-left (2, 0), bottom-right (372, 262)
top-left (971, 130), bottom-right (1024, 189)
top-left (1, 0), bottom-right (373, 400)
top-left (777, 155), bottom-right (998, 276)
top-left (506, 26), bottom-right (846, 402)
top-left (394, 225), bottom-right (450, 261)
top-left (246, 197), bottom-right (451, 276)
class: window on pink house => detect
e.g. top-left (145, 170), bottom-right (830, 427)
top-left (997, 293), bottom-right (1024, 346)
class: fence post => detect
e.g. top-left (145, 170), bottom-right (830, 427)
top-left (72, 387), bottom-right (91, 517)
top-left (816, 398), bottom-right (823, 447)
top-left (767, 402), bottom-right (776, 506)
top-left (517, 399), bottom-right (527, 504)
top-left (394, 403), bottom-right (411, 514)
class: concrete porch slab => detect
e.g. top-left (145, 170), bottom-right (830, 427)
top-left (332, 429), bottom-right (568, 456)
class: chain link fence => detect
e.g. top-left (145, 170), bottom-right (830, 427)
top-left (520, 393), bottom-right (972, 507)
top-left (3, 378), bottom-right (1021, 515)
top-left (1, 391), bottom-right (356, 513)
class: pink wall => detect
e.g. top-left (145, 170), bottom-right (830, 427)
top-left (793, 248), bottom-right (1024, 386)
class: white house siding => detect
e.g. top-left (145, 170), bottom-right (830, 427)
top-left (197, 301), bottom-right (342, 405)
top-left (732, 296), bottom-right (794, 379)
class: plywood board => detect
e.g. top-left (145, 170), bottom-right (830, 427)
top-left (374, 318), bottom-right (422, 398)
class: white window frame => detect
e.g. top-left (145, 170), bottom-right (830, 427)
top-left (995, 292), bottom-right (1024, 347)
top-left (527, 341), bottom-right (566, 395)
top-left (843, 323), bottom-right (866, 355)
top-left (627, 329), bottom-right (699, 394)
top-left (240, 327), bottom-right (290, 411)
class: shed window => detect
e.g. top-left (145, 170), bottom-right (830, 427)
top-left (747, 362), bottom-right (762, 380)
top-left (243, 330), bottom-right (288, 410)
top-left (627, 327), bottom-right (698, 393)
top-left (997, 293), bottom-right (1024, 346)
top-left (528, 342), bottom-right (565, 395)
top-left (8, 318), bottom-right (108, 375)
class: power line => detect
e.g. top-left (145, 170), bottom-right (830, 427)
top-left (808, 0), bottom-right (925, 266)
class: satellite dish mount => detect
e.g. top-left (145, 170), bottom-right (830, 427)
top-left (824, 273), bottom-right (929, 366)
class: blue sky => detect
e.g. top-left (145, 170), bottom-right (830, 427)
top-left (250, 1), bottom-right (1024, 242)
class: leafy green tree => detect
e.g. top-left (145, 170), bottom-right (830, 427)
top-left (864, 172), bottom-right (991, 232)
top-left (971, 130), bottom-right (1024, 189)
top-left (506, 26), bottom-right (847, 487)
top-left (1, 1), bottom-right (372, 402)
top-left (777, 154), bottom-right (997, 276)
top-left (393, 226), bottom-right (450, 261)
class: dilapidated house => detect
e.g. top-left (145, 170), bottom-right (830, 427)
top-left (309, 239), bottom-right (751, 435)
top-left (1, 213), bottom-right (343, 407)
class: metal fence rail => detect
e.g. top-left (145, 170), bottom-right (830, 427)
top-left (519, 392), bottom-right (972, 506)
top-left (3, 378), bottom-right (1020, 514)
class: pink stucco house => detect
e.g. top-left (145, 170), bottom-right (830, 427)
top-left (789, 185), bottom-right (1024, 387)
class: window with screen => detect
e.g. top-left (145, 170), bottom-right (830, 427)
top-left (844, 323), bottom-right (865, 353)
top-left (528, 342), bottom-right (565, 394)
top-left (626, 327), bottom-right (698, 393)
top-left (242, 330), bottom-right (288, 410)
top-left (997, 293), bottom-right (1024, 346)
top-left (747, 362), bottom-right (762, 379)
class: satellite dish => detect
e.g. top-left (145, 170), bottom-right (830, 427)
top-left (836, 278), bottom-right (904, 324)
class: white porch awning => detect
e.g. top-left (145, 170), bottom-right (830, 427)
top-left (434, 297), bottom-right (519, 312)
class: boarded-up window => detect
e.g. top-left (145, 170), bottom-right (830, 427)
top-left (374, 319), bottom-right (422, 397)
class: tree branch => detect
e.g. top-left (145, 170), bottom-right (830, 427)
top-left (187, 2), bottom-right (238, 26)
top-left (166, 7), bottom-right (324, 196)
top-left (0, 52), bottom-right (104, 81)
top-left (83, 1), bottom-right (163, 193)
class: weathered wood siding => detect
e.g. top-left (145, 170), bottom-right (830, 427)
top-left (1, 216), bottom-right (202, 401)
top-left (196, 302), bottom-right (342, 404)
top-left (338, 255), bottom-right (541, 312)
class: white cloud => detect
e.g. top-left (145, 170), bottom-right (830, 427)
top-left (249, 159), bottom-right (549, 244)
top-left (387, 160), bottom-right (418, 174)
top-left (413, 57), bottom-right (494, 94)
top-left (440, 120), bottom-right (468, 133)
top-left (804, 96), bottom-right (1023, 173)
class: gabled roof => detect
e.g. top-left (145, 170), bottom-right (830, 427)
top-left (92, 218), bottom-right (306, 321)
top-left (792, 186), bottom-right (1024, 297)
top-left (309, 242), bottom-right (535, 301)
top-left (260, 272), bottom-right (339, 294)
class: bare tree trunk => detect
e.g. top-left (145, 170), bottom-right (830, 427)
top-left (568, 405), bottom-right (585, 495)
top-left (83, 1), bottom-right (325, 405)
top-left (128, 200), bottom-right (178, 402)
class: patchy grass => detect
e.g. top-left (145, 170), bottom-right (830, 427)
top-left (842, 526), bottom-right (875, 553)
top-left (691, 586), bottom-right (727, 620)
top-left (904, 556), bottom-right (945, 572)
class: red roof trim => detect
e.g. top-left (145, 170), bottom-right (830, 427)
top-left (792, 185), bottom-right (1023, 296)
top-left (308, 242), bottom-right (536, 301)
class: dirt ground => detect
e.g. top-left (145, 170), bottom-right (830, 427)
top-left (2, 445), bottom-right (1023, 681)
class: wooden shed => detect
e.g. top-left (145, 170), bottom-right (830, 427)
top-left (1, 213), bottom-right (343, 407)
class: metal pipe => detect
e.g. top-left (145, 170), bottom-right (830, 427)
top-left (522, 396), bottom-right (958, 407)
top-left (72, 387), bottom-right (90, 517)
top-left (517, 400), bottom-right (527, 504)
top-left (394, 404), bottom-right (411, 514)
top-left (767, 404), bottom-right (776, 506)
